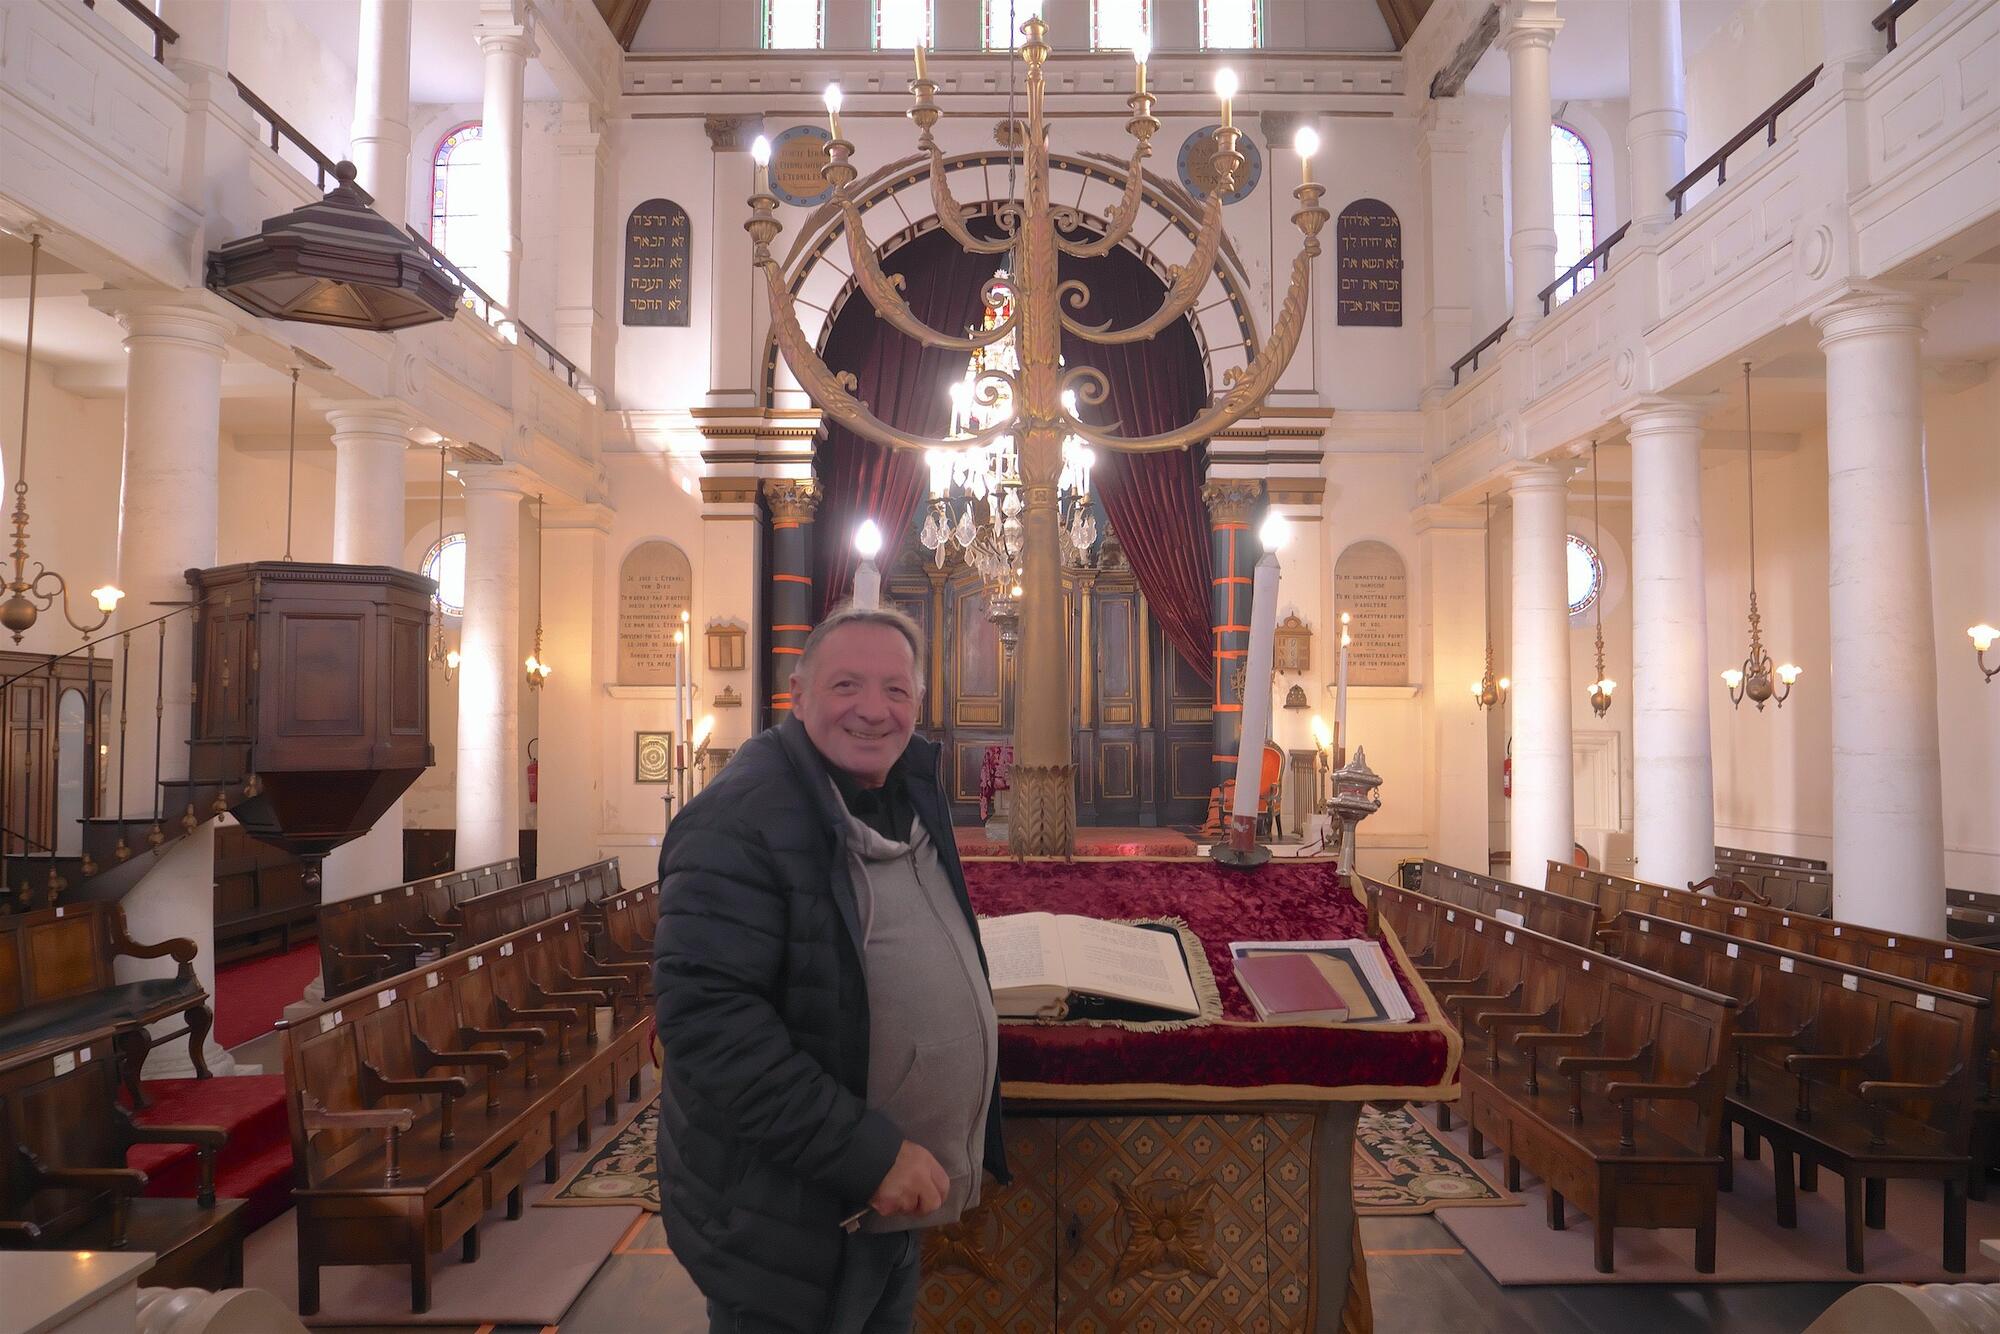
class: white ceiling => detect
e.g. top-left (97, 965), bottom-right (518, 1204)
top-left (289, 0), bottom-right (559, 105)
top-left (1464, 0), bottom-right (1740, 103)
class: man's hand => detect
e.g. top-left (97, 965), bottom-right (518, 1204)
top-left (869, 1140), bottom-right (949, 1218)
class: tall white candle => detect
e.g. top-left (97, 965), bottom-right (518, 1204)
top-left (1335, 610), bottom-right (1350, 759)
top-left (1230, 516), bottom-right (1287, 847)
top-left (853, 519), bottom-right (883, 610)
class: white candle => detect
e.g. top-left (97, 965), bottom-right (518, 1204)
top-left (1335, 610), bottom-right (1350, 760)
top-left (673, 626), bottom-right (687, 777)
top-left (1229, 515), bottom-right (1287, 849)
top-left (853, 519), bottom-right (883, 610)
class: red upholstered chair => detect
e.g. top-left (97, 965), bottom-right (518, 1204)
top-left (1199, 744), bottom-right (1287, 840)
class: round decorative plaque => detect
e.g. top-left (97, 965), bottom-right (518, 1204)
top-left (1176, 125), bottom-right (1262, 206)
top-left (769, 125), bottom-right (834, 208)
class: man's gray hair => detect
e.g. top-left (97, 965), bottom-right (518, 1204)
top-left (796, 603), bottom-right (927, 692)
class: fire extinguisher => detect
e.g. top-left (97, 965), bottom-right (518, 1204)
top-left (1501, 737), bottom-right (1512, 800)
top-left (526, 738), bottom-right (539, 807)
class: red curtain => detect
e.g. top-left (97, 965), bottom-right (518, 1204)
top-left (814, 230), bottom-right (1000, 618)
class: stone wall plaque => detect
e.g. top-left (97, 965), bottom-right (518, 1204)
top-left (770, 125), bottom-right (834, 208)
top-left (1333, 540), bottom-right (1408, 684)
top-left (1335, 198), bottom-right (1402, 327)
top-left (618, 541), bottom-right (692, 684)
top-left (624, 199), bottom-right (691, 326)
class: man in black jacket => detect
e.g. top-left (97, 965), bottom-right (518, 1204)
top-left (655, 605), bottom-right (1007, 1333)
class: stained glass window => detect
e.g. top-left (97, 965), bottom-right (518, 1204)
top-left (1200, 0), bottom-right (1260, 48)
top-left (429, 122), bottom-right (487, 284)
top-left (422, 533), bottom-right (468, 618)
top-left (875, 0), bottom-right (933, 49)
top-left (1551, 124), bottom-right (1596, 299)
top-left (984, 0), bottom-right (1044, 49)
top-left (763, 0), bottom-right (822, 49)
top-left (1092, 0), bottom-right (1150, 50)
top-left (1567, 534), bottom-right (1603, 616)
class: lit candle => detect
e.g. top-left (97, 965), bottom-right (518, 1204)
top-left (672, 626), bottom-right (687, 792)
top-left (914, 43), bottom-right (928, 81)
top-left (681, 609), bottom-right (694, 742)
top-left (823, 83), bottom-right (843, 140)
top-left (1294, 124), bottom-right (1319, 187)
top-left (1132, 29), bottom-right (1151, 97)
top-left (1335, 610), bottom-right (1350, 761)
top-left (750, 134), bottom-right (771, 197)
top-left (1214, 67), bottom-right (1238, 130)
top-left (853, 519), bottom-right (884, 610)
top-left (1228, 513), bottom-right (1288, 853)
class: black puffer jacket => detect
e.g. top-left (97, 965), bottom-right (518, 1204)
top-left (653, 718), bottom-right (1008, 1332)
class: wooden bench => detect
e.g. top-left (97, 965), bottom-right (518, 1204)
top-left (591, 881), bottom-right (660, 972)
top-left (0, 1026), bottom-right (243, 1287)
top-left (0, 903), bottom-right (211, 1105)
top-left (317, 858), bottom-right (525, 997)
top-left (1717, 846), bottom-right (1827, 873)
top-left (1371, 877), bottom-right (1736, 1273)
top-left (1414, 860), bottom-right (1599, 947)
top-left (454, 859), bottom-right (623, 950)
top-left (1603, 910), bottom-right (1984, 1272)
top-left (282, 909), bottom-right (651, 1313)
top-left (212, 825), bottom-right (316, 964)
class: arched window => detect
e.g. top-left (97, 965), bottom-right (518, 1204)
top-left (1092, 0), bottom-right (1150, 50)
top-left (1200, 0), bottom-right (1260, 49)
top-left (984, 0), bottom-right (1044, 48)
top-left (875, 0), bottom-right (933, 48)
top-left (764, 0), bottom-right (823, 48)
top-left (422, 532), bottom-right (468, 618)
top-left (1551, 124), bottom-right (1595, 286)
top-left (429, 122), bottom-right (488, 283)
top-left (1566, 533), bottom-right (1603, 617)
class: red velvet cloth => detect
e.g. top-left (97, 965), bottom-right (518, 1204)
top-left (964, 858), bottom-right (1455, 1097)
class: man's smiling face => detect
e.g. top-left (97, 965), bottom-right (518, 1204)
top-left (792, 621), bottom-right (920, 788)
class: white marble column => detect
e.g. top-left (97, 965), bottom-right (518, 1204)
top-left (1813, 289), bottom-right (1946, 936)
top-left (455, 466), bottom-right (529, 869)
top-left (158, 0), bottom-right (230, 82)
top-left (351, 0), bottom-right (414, 224)
top-left (535, 504), bottom-right (611, 878)
top-left (1418, 100), bottom-right (1475, 388)
top-left (553, 102), bottom-right (612, 389)
top-left (1502, 0), bottom-right (1563, 331)
top-left (706, 115), bottom-right (766, 408)
top-left (1416, 506), bottom-right (1491, 871)
top-left (319, 402), bottom-right (417, 907)
top-left (1508, 462), bottom-right (1574, 887)
top-left (1820, 0), bottom-right (1886, 70)
top-left (1626, 0), bottom-right (1687, 233)
top-left (99, 295), bottom-right (234, 1076)
top-left (475, 18), bottom-right (534, 316)
top-left (1623, 402), bottom-right (1716, 888)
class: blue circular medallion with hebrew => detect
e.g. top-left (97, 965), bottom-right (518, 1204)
top-left (1176, 125), bottom-right (1262, 206)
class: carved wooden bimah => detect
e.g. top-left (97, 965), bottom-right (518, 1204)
top-left (187, 562), bottom-right (433, 884)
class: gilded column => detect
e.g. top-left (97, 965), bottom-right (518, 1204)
top-left (763, 479), bottom-right (818, 724)
top-left (1203, 480), bottom-right (1264, 804)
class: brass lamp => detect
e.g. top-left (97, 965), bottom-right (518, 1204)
top-left (1722, 362), bottom-right (1800, 711)
top-left (1972, 623), bottom-right (1997, 683)
top-left (428, 442), bottom-right (459, 683)
top-left (525, 493), bottom-right (552, 690)
top-left (1584, 441), bottom-right (1616, 717)
top-left (2, 233), bottom-right (124, 644)
top-left (1309, 713), bottom-right (1333, 814)
top-left (1472, 494), bottom-right (1508, 711)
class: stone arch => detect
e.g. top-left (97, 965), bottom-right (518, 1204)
top-left (760, 150), bottom-right (1262, 405)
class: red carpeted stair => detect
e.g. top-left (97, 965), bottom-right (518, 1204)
top-left (211, 939), bottom-right (322, 1050)
top-left (126, 1073), bottom-right (294, 1232)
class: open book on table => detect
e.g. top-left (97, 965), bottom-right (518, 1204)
top-left (976, 912), bottom-right (1202, 1021)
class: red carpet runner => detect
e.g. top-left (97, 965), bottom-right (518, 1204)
top-left (954, 827), bottom-right (1198, 857)
top-left (127, 1073), bottom-right (294, 1232)
top-left (211, 939), bottom-right (322, 1050)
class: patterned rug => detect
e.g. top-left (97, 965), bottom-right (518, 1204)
top-left (545, 1098), bottom-right (1510, 1217)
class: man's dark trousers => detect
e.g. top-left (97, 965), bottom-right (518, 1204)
top-left (705, 1231), bottom-right (920, 1334)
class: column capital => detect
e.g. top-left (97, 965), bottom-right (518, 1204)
top-left (1619, 395), bottom-right (1716, 435)
top-left (456, 462), bottom-right (540, 497)
top-left (543, 501), bottom-right (616, 535)
top-left (87, 290), bottom-right (235, 353)
top-left (1201, 479), bottom-right (1264, 524)
top-left (475, 23), bottom-right (536, 60)
top-left (1500, 1), bottom-right (1563, 51)
top-left (1810, 282), bottom-right (1959, 350)
top-left (704, 114), bottom-right (766, 153)
top-left (762, 477), bottom-right (819, 522)
top-left (1411, 503), bottom-right (1487, 535)
top-left (1504, 460), bottom-right (1568, 493)
top-left (322, 398), bottom-right (426, 441)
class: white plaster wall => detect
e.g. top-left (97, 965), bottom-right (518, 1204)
top-left (228, 1), bottom-right (359, 165)
top-left (1684, 0), bottom-right (1818, 187)
top-left (1313, 115), bottom-right (1428, 410)
top-left (609, 115), bottom-right (714, 411)
top-left (217, 436), bottom-right (335, 566)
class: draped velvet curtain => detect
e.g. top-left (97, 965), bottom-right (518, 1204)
top-left (813, 225), bottom-right (1214, 684)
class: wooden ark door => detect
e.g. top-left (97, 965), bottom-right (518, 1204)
top-left (1154, 635), bottom-right (1214, 829)
top-left (1084, 578), bottom-right (1142, 826)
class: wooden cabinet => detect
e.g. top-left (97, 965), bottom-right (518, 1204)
top-left (919, 1111), bottom-right (1318, 1332)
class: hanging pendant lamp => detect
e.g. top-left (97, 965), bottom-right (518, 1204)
top-left (1473, 493), bottom-right (1509, 711)
top-left (1586, 440), bottom-right (1615, 717)
top-left (1722, 360), bottom-right (1800, 711)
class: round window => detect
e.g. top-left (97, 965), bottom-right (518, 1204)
top-left (1567, 534), bottom-right (1603, 616)
top-left (421, 532), bottom-right (467, 617)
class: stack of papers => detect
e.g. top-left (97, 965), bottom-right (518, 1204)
top-left (1227, 939), bottom-right (1416, 1024)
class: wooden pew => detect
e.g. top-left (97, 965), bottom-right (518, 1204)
top-left (315, 858), bottom-right (538, 998)
top-left (1370, 877), bottom-right (1737, 1273)
top-left (453, 858), bottom-right (627, 954)
top-left (0, 903), bottom-right (211, 1105)
top-left (0, 1026), bottom-right (243, 1287)
top-left (1603, 910), bottom-right (1984, 1272)
top-left (1414, 860), bottom-right (1599, 947)
top-left (282, 910), bottom-right (650, 1314)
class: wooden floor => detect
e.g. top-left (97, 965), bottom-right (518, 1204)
top-left (298, 1209), bottom-right (1856, 1334)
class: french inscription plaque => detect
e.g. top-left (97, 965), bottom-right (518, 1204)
top-left (624, 199), bottom-right (690, 326)
top-left (770, 125), bottom-right (834, 208)
top-left (1335, 198), bottom-right (1402, 327)
top-left (618, 540), bottom-right (692, 684)
top-left (1333, 540), bottom-right (1408, 685)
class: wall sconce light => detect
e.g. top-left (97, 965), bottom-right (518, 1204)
top-left (1972, 623), bottom-right (1997, 683)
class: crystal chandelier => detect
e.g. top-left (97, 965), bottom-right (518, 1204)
top-left (919, 271), bottom-right (1098, 583)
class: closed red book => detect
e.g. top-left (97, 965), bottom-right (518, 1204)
top-left (1233, 951), bottom-right (1349, 1023)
